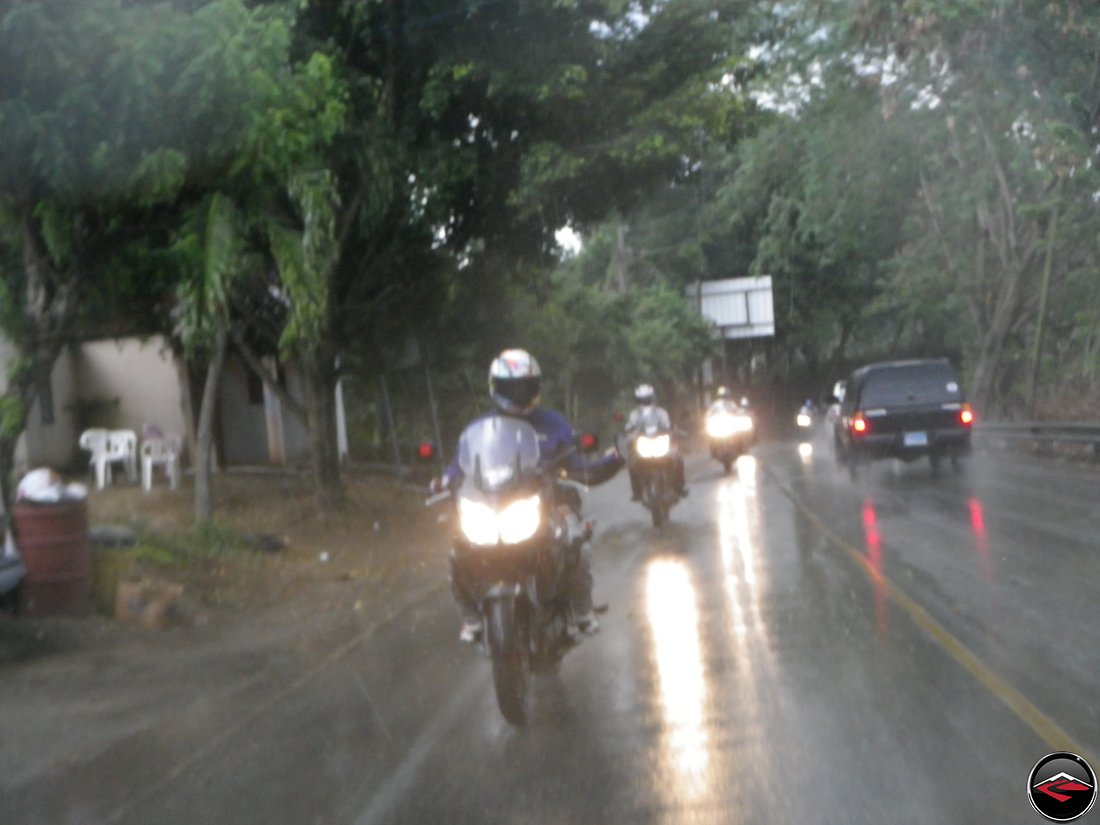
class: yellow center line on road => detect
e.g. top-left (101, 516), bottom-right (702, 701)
top-left (767, 465), bottom-right (1097, 766)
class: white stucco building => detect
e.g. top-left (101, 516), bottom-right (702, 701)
top-left (10, 335), bottom-right (343, 474)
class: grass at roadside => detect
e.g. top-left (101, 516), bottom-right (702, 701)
top-left (113, 521), bottom-right (252, 568)
top-left (82, 469), bottom-right (445, 616)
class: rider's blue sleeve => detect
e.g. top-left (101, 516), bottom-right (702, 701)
top-left (528, 407), bottom-right (575, 463)
top-left (442, 453), bottom-right (461, 486)
top-left (529, 407), bottom-right (622, 483)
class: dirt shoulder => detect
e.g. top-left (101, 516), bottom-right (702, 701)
top-left (0, 469), bottom-right (452, 786)
top-left (85, 468), bottom-right (446, 620)
top-left (1, 467), bottom-right (452, 658)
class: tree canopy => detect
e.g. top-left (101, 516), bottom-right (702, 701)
top-left (1, 0), bottom-right (1097, 508)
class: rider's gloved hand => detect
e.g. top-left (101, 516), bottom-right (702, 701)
top-left (429, 475), bottom-right (449, 494)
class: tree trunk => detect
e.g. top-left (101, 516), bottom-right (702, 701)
top-left (1026, 179), bottom-right (1062, 417)
top-left (0, 213), bottom-right (81, 504)
top-left (969, 258), bottom-right (1025, 412)
top-left (0, 378), bottom-right (32, 508)
top-left (193, 329), bottom-right (229, 523)
top-left (302, 351), bottom-right (343, 512)
top-left (0, 355), bottom-right (45, 502)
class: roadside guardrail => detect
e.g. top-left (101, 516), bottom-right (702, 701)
top-left (974, 422), bottom-right (1100, 460)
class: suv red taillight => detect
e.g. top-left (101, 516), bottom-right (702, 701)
top-left (851, 414), bottom-right (868, 435)
top-left (959, 404), bottom-right (974, 426)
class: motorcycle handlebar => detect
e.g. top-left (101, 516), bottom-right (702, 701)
top-left (424, 490), bottom-right (451, 507)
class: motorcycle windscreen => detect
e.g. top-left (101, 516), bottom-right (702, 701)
top-left (457, 415), bottom-right (541, 491)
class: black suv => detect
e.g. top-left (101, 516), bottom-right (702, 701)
top-left (831, 358), bottom-right (974, 479)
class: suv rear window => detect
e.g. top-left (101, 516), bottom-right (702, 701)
top-left (859, 363), bottom-right (962, 407)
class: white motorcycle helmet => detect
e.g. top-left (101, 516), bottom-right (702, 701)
top-left (634, 384), bottom-right (655, 406)
top-left (489, 349), bottom-right (542, 414)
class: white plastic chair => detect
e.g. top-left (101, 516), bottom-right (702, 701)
top-left (141, 433), bottom-right (181, 491)
top-left (79, 428), bottom-right (111, 489)
top-left (103, 430), bottom-right (138, 486)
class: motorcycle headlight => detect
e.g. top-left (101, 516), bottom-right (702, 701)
top-left (636, 433), bottom-right (671, 459)
top-left (733, 415), bottom-right (754, 433)
top-left (706, 414), bottom-right (736, 439)
top-left (498, 495), bottom-right (542, 544)
top-left (797, 413), bottom-right (812, 427)
top-left (458, 498), bottom-right (500, 546)
top-left (458, 495), bottom-right (542, 546)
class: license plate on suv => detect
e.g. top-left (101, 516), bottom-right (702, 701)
top-left (903, 431), bottom-right (928, 447)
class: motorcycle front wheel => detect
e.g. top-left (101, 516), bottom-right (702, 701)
top-left (488, 601), bottom-right (530, 725)
top-left (644, 477), bottom-right (667, 527)
top-left (651, 503), bottom-right (666, 527)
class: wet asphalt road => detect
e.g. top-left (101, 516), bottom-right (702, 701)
top-left (7, 437), bottom-right (1100, 824)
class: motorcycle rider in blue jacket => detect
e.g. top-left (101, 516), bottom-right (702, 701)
top-left (432, 349), bottom-right (622, 643)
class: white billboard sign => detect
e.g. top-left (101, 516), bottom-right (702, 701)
top-left (689, 276), bottom-right (774, 339)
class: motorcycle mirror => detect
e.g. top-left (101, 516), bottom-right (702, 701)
top-left (416, 441), bottom-right (436, 461)
top-left (579, 433), bottom-right (598, 452)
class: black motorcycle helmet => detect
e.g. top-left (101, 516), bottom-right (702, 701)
top-left (488, 349), bottom-right (542, 414)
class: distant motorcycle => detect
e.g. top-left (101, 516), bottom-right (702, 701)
top-left (796, 401), bottom-right (816, 433)
top-left (425, 415), bottom-right (595, 725)
top-left (704, 404), bottom-right (754, 474)
top-left (627, 419), bottom-right (684, 527)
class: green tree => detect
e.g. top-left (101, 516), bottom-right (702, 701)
top-left (501, 262), bottom-right (716, 428)
top-left (756, 0), bottom-right (1100, 412)
top-left (0, 0), bottom-right (301, 492)
top-left (273, 0), bottom-right (756, 483)
top-left (172, 195), bottom-right (254, 522)
top-left (0, 0), bottom-right (355, 519)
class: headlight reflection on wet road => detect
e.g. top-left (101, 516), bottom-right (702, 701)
top-left (645, 558), bottom-right (710, 797)
top-left (717, 470), bottom-right (765, 639)
top-left (713, 469), bottom-right (776, 779)
top-left (735, 454), bottom-right (757, 490)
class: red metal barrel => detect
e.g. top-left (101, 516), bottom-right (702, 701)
top-left (12, 499), bottom-right (92, 616)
